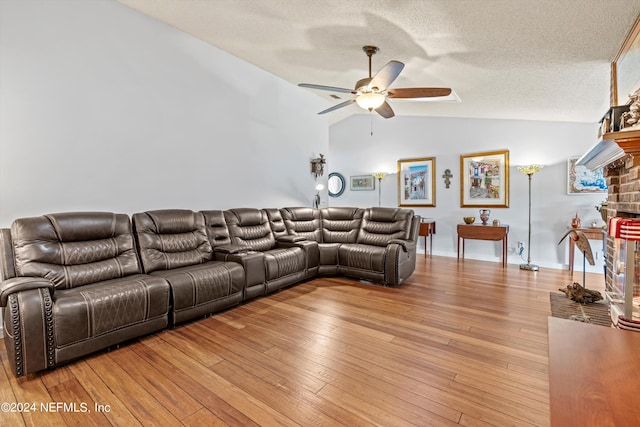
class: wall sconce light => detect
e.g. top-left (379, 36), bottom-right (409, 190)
top-left (314, 183), bottom-right (324, 208)
top-left (310, 154), bottom-right (326, 178)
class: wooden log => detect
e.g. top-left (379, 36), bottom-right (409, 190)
top-left (559, 282), bottom-right (603, 304)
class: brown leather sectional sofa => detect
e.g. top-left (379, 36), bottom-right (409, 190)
top-left (0, 206), bottom-right (419, 377)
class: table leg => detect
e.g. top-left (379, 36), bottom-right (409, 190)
top-left (423, 235), bottom-right (426, 258)
top-left (569, 239), bottom-right (575, 276)
top-left (429, 231), bottom-right (433, 256)
top-left (503, 235), bottom-right (507, 268)
top-left (458, 237), bottom-right (465, 260)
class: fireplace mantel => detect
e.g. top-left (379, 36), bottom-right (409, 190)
top-left (577, 128), bottom-right (640, 170)
top-left (603, 128), bottom-right (640, 155)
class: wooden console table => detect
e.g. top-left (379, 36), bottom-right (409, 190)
top-left (457, 223), bottom-right (509, 267)
top-left (566, 227), bottom-right (605, 275)
top-left (419, 219), bottom-right (435, 258)
top-left (548, 317), bottom-right (640, 426)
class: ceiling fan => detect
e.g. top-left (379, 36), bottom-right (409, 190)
top-left (299, 45), bottom-right (453, 119)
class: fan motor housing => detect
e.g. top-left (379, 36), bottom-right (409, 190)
top-left (355, 77), bottom-right (373, 91)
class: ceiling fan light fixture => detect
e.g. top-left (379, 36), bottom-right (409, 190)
top-left (299, 45), bottom-right (453, 119)
top-left (356, 92), bottom-right (385, 111)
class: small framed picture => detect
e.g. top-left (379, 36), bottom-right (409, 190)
top-left (460, 149), bottom-right (509, 208)
top-left (567, 157), bottom-right (608, 195)
top-left (397, 157), bottom-right (436, 207)
top-left (350, 175), bottom-right (375, 191)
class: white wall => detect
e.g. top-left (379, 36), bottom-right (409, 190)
top-left (0, 0), bottom-right (329, 228)
top-left (0, 0), bottom-right (606, 276)
top-left (329, 114), bottom-right (607, 273)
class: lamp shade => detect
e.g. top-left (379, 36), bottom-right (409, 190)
top-left (356, 92), bottom-right (385, 110)
top-left (372, 172), bottom-right (388, 180)
top-left (517, 164), bottom-right (544, 175)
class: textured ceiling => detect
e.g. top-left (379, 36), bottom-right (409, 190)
top-left (119, 0), bottom-right (640, 125)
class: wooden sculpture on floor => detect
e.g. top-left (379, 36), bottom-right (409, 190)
top-left (558, 229), bottom-right (601, 303)
top-left (558, 229), bottom-right (595, 266)
top-left (559, 282), bottom-right (603, 304)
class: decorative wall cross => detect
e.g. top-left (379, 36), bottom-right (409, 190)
top-left (442, 169), bottom-right (453, 189)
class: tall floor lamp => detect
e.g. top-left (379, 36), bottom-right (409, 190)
top-left (517, 165), bottom-right (544, 271)
top-left (372, 172), bottom-right (388, 206)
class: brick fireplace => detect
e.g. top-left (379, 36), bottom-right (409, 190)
top-left (604, 154), bottom-right (640, 296)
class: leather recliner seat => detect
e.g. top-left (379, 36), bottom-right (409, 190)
top-left (280, 206), bottom-right (418, 286)
top-left (338, 207), bottom-right (418, 285)
top-left (221, 208), bottom-right (318, 295)
top-left (132, 209), bottom-right (245, 325)
top-left (0, 212), bottom-right (171, 376)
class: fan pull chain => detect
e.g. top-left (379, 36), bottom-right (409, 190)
top-left (370, 114), bottom-right (374, 136)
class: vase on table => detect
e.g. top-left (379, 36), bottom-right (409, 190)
top-left (571, 213), bottom-right (581, 228)
top-left (479, 209), bottom-right (491, 225)
top-left (595, 202), bottom-right (608, 223)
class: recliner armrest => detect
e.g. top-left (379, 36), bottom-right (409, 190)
top-left (213, 244), bottom-right (252, 254)
top-left (0, 277), bottom-right (54, 307)
top-left (388, 239), bottom-right (415, 252)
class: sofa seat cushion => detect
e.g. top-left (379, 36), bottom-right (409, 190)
top-left (150, 261), bottom-right (244, 313)
top-left (53, 274), bottom-right (170, 347)
top-left (338, 244), bottom-right (386, 273)
top-left (263, 247), bottom-right (306, 280)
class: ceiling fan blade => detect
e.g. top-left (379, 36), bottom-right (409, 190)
top-left (368, 60), bottom-right (404, 91)
top-left (318, 99), bottom-right (356, 115)
top-left (299, 83), bottom-right (355, 94)
top-left (387, 87), bottom-right (452, 98)
top-left (375, 100), bottom-right (395, 119)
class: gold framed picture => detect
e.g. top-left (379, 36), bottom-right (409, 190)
top-left (460, 150), bottom-right (509, 208)
top-left (397, 157), bottom-right (436, 207)
top-left (612, 14), bottom-right (640, 106)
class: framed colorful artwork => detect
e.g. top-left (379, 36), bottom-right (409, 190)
top-left (567, 157), bottom-right (608, 195)
top-left (460, 150), bottom-right (509, 208)
top-left (397, 157), bottom-right (436, 207)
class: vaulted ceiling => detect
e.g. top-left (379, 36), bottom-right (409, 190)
top-left (119, 0), bottom-right (640, 125)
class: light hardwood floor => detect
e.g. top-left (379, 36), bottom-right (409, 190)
top-left (0, 256), bottom-right (604, 426)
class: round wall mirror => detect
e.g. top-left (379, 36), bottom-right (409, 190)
top-left (327, 172), bottom-right (346, 197)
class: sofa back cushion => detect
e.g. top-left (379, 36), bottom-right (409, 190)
top-left (133, 209), bottom-right (212, 273)
top-left (320, 207), bottom-right (363, 243)
top-left (11, 212), bottom-right (141, 289)
top-left (264, 209), bottom-right (288, 239)
top-left (281, 207), bottom-right (322, 242)
top-left (200, 210), bottom-right (232, 249)
top-left (224, 208), bottom-right (275, 251)
top-left (357, 207), bottom-right (414, 247)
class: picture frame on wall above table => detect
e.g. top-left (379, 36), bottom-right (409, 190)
top-left (397, 157), bottom-right (436, 207)
top-left (350, 175), bottom-right (375, 191)
top-left (567, 157), bottom-right (608, 195)
top-left (460, 149), bottom-right (509, 208)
